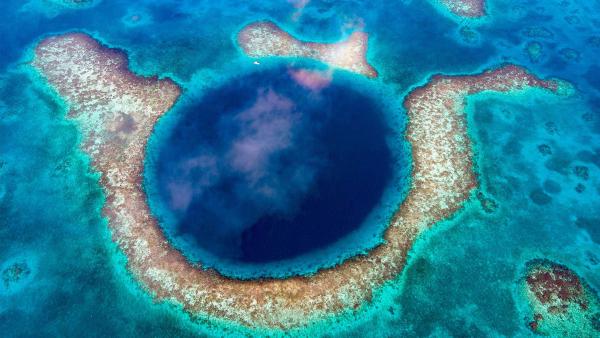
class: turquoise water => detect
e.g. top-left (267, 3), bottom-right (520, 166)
top-left (0, 0), bottom-right (599, 336)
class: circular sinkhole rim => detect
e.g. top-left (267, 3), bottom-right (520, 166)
top-left (143, 62), bottom-right (411, 280)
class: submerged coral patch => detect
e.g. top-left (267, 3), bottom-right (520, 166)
top-left (2, 261), bottom-right (31, 289)
top-left (0, 254), bottom-right (36, 296)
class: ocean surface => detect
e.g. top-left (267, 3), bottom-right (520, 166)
top-left (0, 0), bottom-right (599, 336)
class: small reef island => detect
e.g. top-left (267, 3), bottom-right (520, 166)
top-left (237, 21), bottom-right (378, 78)
top-left (436, 0), bottom-right (486, 18)
top-left (32, 26), bottom-right (566, 330)
top-left (520, 259), bottom-right (600, 335)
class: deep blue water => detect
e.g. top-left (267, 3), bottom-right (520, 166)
top-left (152, 67), bottom-right (393, 268)
top-left (0, 0), bottom-right (599, 337)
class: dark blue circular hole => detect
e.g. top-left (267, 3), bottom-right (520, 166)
top-left (149, 66), bottom-right (397, 275)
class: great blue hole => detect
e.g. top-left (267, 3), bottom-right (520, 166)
top-left (146, 66), bottom-right (400, 279)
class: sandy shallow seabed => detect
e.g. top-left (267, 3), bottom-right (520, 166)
top-left (32, 31), bottom-right (565, 329)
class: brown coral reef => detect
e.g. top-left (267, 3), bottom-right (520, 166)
top-left (520, 259), bottom-right (600, 336)
top-left (237, 21), bottom-right (378, 78)
top-left (438, 0), bottom-right (486, 18)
